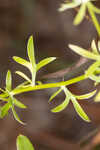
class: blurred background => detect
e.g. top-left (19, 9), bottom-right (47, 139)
top-left (0, 0), bottom-right (100, 150)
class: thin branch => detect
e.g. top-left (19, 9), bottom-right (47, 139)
top-left (42, 58), bottom-right (92, 79)
top-left (11, 74), bottom-right (86, 95)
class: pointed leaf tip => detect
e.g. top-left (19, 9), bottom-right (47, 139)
top-left (69, 44), bottom-right (100, 60)
top-left (71, 98), bottom-right (90, 122)
top-left (37, 57), bottom-right (56, 71)
top-left (15, 71), bottom-right (31, 83)
top-left (75, 90), bottom-right (97, 100)
top-left (12, 106), bottom-right (25, 125)
top-left (6, 70), bottom-right (12, 91)
top-left (27, 36), bottom-right (36, 67)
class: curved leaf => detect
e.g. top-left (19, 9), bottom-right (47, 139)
top-left (13, 56), bottom-right (31, 70)
top-left (11, 106), bottom-right (25, 125)
top-left (75, 90), bottom-right (96, 100)
top-left (51, 97), bottom-right (70, 112)
top-left (69, 44), bottom-right (100, 60)
top-left (17, 135), bottom-right (35, 150)
top-left (13, 98), bottom-right (27, 109)
top-left (16, 71), bottom-right (31, 83)
top-left (27, 36), bottom-right (36, 67)
top-left (71, 98), bottom-right (90, 122)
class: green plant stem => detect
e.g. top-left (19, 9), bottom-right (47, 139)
top-left (88, 4), bottom-right (100, 36)
top-left (11, 74), bottom-right (87, 95)
top-left (31, 70), bottom-right (36, 86)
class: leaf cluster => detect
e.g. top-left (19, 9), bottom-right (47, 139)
top-left (0, 35), bottom-right (99, 124)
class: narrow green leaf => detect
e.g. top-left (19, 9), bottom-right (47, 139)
top-left (88, 2), bottom-right (100, 14)
top-left (85, 61), bottom-right (100, 77)
top-left (13, 98), bottom-right (27, 109)
top-left (88, 3), bottom-right (100, 36)
top-left (11, 106), bottom-right (25, 124)
top-left (13, 56), bottom-right (31, 70)
top-left (0, 103), bottom-right (11, 118)
top-left (51, 97), bottom-right (70, 112)
top-left (75, 90), bottom-right (96, 100)
top-left (95, 91), bottom-right (100, 102)
top-left (71, 98), bottom-right (90, 122)
top-left (16, 71), bottom-right (31, 83)
top-left (27, 36), bottom-right (36, 67)
top-left (74, 4), bottom-right (86, 25)
top-left (69, 44), bottom-right (100, 60)
top-left (17, 135), bottom-right (35, 150)
top-left (49, 88), bottom-right (62, 102)
top-left (59, 2), bottom-right (80, 11)
top-left (37, 57), bottom-right (56, 71)
top-left (91, 39), bottom-right (98, 54)
top-left (6, 70), bottom-right (12, 91)
top-left (0, 93), bottom-right (8, 99)
top-left (27, 36), bottom-right (36, 86)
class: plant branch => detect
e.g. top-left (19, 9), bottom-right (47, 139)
top-left (88, 5), bottom-right (100, 36)
top-left (11, 74), bottom-right (87, 95)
